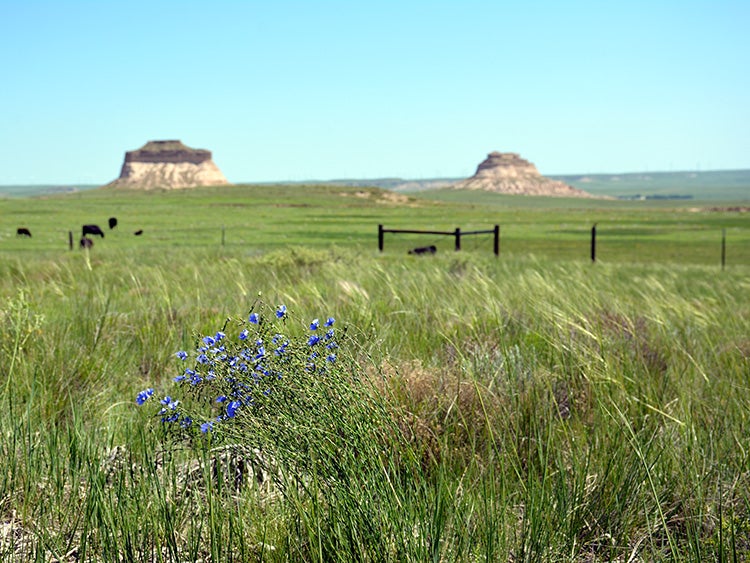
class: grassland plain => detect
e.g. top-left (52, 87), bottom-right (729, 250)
top-left (556, 169), bottom-right (750, 201)
top-left (0, 185), bottom-right (749, 561)
top-left (1, 184), bottom-right (749, 265)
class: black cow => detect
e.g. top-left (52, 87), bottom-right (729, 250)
top-left (134, 229), bottom-right (143, 236)
top-left (80, 237), bottom-right (94, 249)
top-left (108, 217), bottom-right (118, 230)
top-left (82, 224), bottom-right (105, 238)
top-left (16, 227), bottom-right (32, 237)
top-left (408, 245), bottom-right (437, 255)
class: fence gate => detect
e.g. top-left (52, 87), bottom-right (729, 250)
top-left (378, 224), bottom-right (500, 255)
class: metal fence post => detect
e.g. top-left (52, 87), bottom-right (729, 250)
top-left (591, 224), bottom-right (597, 262)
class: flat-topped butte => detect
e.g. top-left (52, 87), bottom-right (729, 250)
top-left (455, 151), bottom-right (597, 197)
top-left (124, 140), bottom-right (212, 165)
top-left (107, 140), bottom-right (230, 189)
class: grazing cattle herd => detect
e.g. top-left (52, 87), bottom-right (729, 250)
top-left (14, 216), bottom-right (144, 250)
top-left (9, 227), bottom-right (442, 253)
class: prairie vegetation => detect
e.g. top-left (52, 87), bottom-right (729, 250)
top-left (0, 185), bottom-right (748, 561)
top-left (2, 184), bottom-right (748, 264)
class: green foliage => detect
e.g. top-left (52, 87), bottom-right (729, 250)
top-left (0, 289), bottom-right (45, 380)
top-left (1, 183), bottom-right (749, 266)
top-left (0, 187), bottom-right (749, 559)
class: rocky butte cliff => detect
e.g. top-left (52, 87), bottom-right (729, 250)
top-left (454, 152), bottom-right (595, 197)
top-left (106, 140), bottom-right (230, 189)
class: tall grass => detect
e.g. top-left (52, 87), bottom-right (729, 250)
top-left (0, 247), bottom-right (748, 560)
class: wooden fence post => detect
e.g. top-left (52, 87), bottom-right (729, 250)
top-left (378, 224), bottom-right (384, 252)
top-left (591, 224), bottom-right (597, 262)
top-left (454, 227), bottom-right (461, 251)
top-left (68, 231), bottom-right (73, 250)
top-left (494, 224), bottom-right (500, 256)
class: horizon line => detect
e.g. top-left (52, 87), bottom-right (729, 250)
top-left (2, 166), bottom-right (750, 187)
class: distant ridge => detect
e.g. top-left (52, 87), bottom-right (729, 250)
top-left (312, 169), bottom-right (750, 201)
top-left (553, 169), bottom-right (750, 201)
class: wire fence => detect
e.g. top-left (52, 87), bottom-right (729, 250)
top-left (377, 223), bottom-right (748, 268)
top-left (3, 222), bottom-right (748, 268)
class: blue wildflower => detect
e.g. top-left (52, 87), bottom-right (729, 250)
top-left (202, 335), bottom-right (215, 346)
top-left (308, 334), bottom-right (321, 346)
top-left (310, 318), bottom-right (320, 331)
top-left (215, 331), bottom-right (225, 341)
top-left (176, 350), bottom-right (188, 361)
top-left (239, 329), bottom-right (249, 341)
top-left (276, 305), bottom-right (287, 318)
top-left (327, 353), bottom-right (337, 363)
top-left (136, 388), bottom-right (154, 405)
top-left (325, 328), bottom-right (335, 340)
top-left (180, 417), bottom-right (193, 429)
top-left (216, 395), bottom-right (227, 403)
top-left (249, 312), bottom-right (259, 324)
top-left (200, 421), bottom-right (214, 433)
top-left (226, 400), bottom-right (240, 418)
top-left (173, 374), bottom-right (186, 383)
top-left (158, 396), bottom-right (179, 416)
top-left (325, 317), bottom-right (335, 327)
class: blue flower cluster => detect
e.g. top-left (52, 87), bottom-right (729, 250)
top-left (135, 305), bottom-right (340, 434)
top-left (136, 388), bottom-right (154, 405)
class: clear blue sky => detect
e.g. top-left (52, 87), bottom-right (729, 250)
top-left (1, 0), bottom-right (748, 184)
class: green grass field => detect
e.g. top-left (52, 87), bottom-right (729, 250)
top-left (1, 184), bottom-right (749, 561)
top-left (2, 184), bottom-right (748, 266)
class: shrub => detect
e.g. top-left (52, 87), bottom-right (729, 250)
top-left (136, 302), bottom-right (423, 558)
